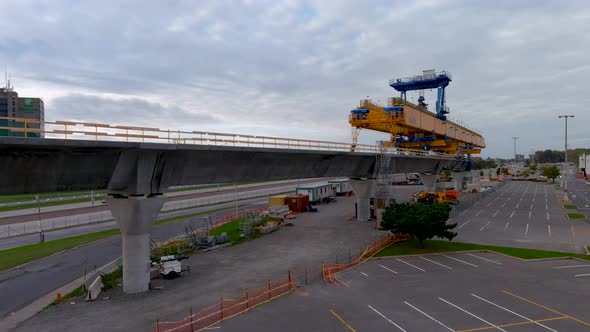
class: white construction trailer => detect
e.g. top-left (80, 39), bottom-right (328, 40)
top-left (328, 179), bottom-right (351, 195)
top-left (295, 182), bottom-right (334, 203)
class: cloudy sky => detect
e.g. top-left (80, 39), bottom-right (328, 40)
top-left (1, 0), bottom-right (589, 158)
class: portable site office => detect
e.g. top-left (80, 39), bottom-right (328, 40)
top-left (328, 179), bottom-right (351, 196)
top-left (295, 182), bottom-right (334, 203)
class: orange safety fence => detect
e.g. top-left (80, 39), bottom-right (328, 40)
top-left (323, 233), bottom-right (410, 286)
top-left (154, 273), bottom-right (297, 332)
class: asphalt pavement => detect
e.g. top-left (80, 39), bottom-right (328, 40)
top-left (0, 197), bottom-right (266, 319)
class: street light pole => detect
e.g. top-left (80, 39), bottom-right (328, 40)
top-left (558, 115), bottom-right (574, 193)
top-left (512, 137), bottom-right (519, 162)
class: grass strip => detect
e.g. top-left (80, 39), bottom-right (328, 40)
top-left (45, 285), bottom-right (86, 308)
top-left (567, 213), bottom-right (586, 220)
top-left (101, 267), bottom-right (123, 291)
top-left (0, 207), bottom-right (233, 271)
top-left (210, 216), bottom-right (271, 244)
top-left (168, 181), bottom-right (263, 193)
top-left (0, 191), bottom-right (105, 204)
top-left (375, 238), bottom-right (590, 261)
top-left (563, 204), bottom-right (577, 209)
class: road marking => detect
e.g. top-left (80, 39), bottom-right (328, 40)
top-left (474, 201), bottom-right (480, 206)
top-left (467, 253), bottom-right (502, 265)
top-left (510, 211), bottom-right (515, 218)
top-left (475, 210), bottom-right (483, 216)
top-left (459, 220), bottom-right (471, 229)
top-left (575, 274), bottom-right (590, 277)
top-left (396, 258), bottom-right (426, 272)
top-left (528, 211), bottom-right (531, 220)
top-left (546, 212), bottom-right (549, 220)
top-left (571, 225), bottom-right (576, 242)
top-left (443, 255), bottom-right (478, 267)
top-left (547, 224), bottom-right (551, 237)
top-left (546, 204), bottom-right (548, 210)
top-left (439, 297), bottom-right (507, 332)
top-left (405, 301), bottom-right (455, 331)
top-left (493, 210), bottom-right (499, 217)
top-left (503, 290), bottom-right (590, 327)
top-left (420, 256), bottom-right (453, 270)
top-left (504, 222), bottom-right (509, 231)
top-left (525, 224), bottom-right (529, 237)
top-left (460, 208), bottom-right (470, 216)
top-left (515, 202), bottom-right (520, 209)
top-left (368, 305), bottom-right (407, 332)
top-left (378, 264), bottom-right (399, 274)
top-left (553, 264), bottom-right (590, 269)
top-left (330, 309), bottom-right (357, 332)
top-left (480, 221), bottom-right (491, 231)
top-left (501, 202), bottom-right (506, 207)
top-left (471, 294), bottom-right (559, 332)
top-left (487, 201), bottom-right (493, 207)
top-left (360, 272), bottom-right (368, 277)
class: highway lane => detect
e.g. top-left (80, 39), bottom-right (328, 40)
top-left (0, 197), bottom-right (266, 319)
top-left (452, 180), bottom-right (590, 252)
top-left (0, 178), bottom-right (326, 225)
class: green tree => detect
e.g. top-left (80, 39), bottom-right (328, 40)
top-left (529, 163), bottom-right (537, 172)
top-left (542, 166), bottom-right (560, 183)
top-left (381, 202), bottom-right (457, 248)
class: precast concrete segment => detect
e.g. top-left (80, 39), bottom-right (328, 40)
top-left (349, 179), bottom-right (375, 222)
top-left (106, 194), bottom-right (165, 294)
top-left (0, 137), bottom-right (467, 195)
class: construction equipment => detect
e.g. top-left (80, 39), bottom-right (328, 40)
top-left (349, 70), bottom-right (485, 155)
top-left (417, 190), bottom-right (460, 205)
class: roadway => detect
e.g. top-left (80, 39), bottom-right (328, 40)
top-left (0, 196), bottom-right (267, 319)
top-left (452, 180), bottom-right (590, 253)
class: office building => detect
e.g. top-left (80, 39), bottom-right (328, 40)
top-left (0, 79), bottom-right (44, 137)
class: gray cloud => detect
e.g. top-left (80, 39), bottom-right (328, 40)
top-left (1, 0), bottom-right (589, 157)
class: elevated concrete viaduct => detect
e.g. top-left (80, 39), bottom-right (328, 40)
top-left (0, 138), bottom-right (468, 293)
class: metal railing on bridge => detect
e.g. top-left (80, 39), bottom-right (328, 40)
top-left (0, 116), bottom-right (458, 158)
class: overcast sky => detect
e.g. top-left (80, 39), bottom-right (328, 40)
top-left (1, 0), bottom-right (589, 158)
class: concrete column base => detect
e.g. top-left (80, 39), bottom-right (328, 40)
top-left (350, 179), bottom-right (374, 222)
top-left (453, 171), bottom-right (467, 191)
top-left (107, 194), bottom-right (166, 294)
top-left (421, 173), bottom-right (439, 192)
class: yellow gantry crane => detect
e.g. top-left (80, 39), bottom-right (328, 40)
top-left (349, 70), bottom-right (485, 155)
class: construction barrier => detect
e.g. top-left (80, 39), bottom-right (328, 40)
top-left (323, 233), bottom-right (410, 286)
top-left (154, 273), bottom-right (297, 332)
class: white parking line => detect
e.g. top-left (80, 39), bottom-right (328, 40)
top-left (396, 258), bottom-right (426, 272)
top-left (471, 294), bottom-right (558, 331)
top-left (480, 221), bottom-right (491, 231)
top-left (420, 256), bottom-right (452, 270)
top-left (548, 224), bottom-right (551, 237)
top-left (546, 212), bottom-right (549, 220)
top-left (546, 204), bottom-right (548, 210)
top-left (475, 210), bottom-right (483, 217)
top-left (510, 211), bottom-right (515, 218)
top-left (525, 224), bottom-right (529, 237)
top-left (528, 211), bottom-right (531, 220)
top-left (442, 255), bottom-right (478, 267)
top-left (405, 301), bottom-right (455, 331)
top-left (360, 272), bottom-right (368, 277)
top-left (504, 222), bottom-right (509, 231)
top-left (458, 220), bottom-right (471, 229)
top-left (553, 264), bottom-right (590, 269)
top-left (487, 201), bottom-right (493, 207)
top-left (501, 202), bottom-right (506, 207)
top-left (493, 210), bottom-right (499, 217)
top-left (466, 253), bottom-right (502, 265)
top-left (474, 201), bottom-right (480, 206)
top-left (439, 297), bottom-right (507, 332)
top-left (574, 274), bottom-right (590, 278)
top-left (378, 264), bottom-right (398, 274)
top-left (368, 305), bottom-right (407, 332)
top-left (515, 202), bottom-right (520, 209)
top-left (459, 209), bottom-right (470, 216)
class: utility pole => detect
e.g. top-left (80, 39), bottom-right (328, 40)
top-left (558, 115), bottom-right (574, 194)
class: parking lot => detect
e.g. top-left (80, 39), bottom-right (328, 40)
top-left (452, 181), bottom-right (590, 253)
top-left (216, 251), bottom-right (590, 331)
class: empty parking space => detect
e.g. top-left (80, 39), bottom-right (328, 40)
top-left (215, 252), bottom-right (590, 331)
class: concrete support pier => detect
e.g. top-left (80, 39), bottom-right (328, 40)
top-left (421, 173), bottom-right (439, 192)
top-left (350, 178), bottom-right (374, 222)
top-left (107, 195), bottom-right (166, 294)
top-left (453, 171), bottom-right (467, 191)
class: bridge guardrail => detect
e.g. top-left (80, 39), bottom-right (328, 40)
top-left (0, 117), bottom-right (460, 159)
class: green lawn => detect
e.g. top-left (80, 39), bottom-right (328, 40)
top-left (563, 204), bottom-right (577, 209)
top-left (168, 181), bottom-right (263, 193)
top-left (375, 238), bottom-right (590, 261)
top-left (210, 216), bottom-right (271, 244)
top-left (0, 207), bottom-right (232, 272)
top-left (0, 191), bottom-right (105, 204)
top-left (567, 213), bottom-right (586, 220)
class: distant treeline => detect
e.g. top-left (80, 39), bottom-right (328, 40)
top-left (533, 148), bottom-right (590, 164)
